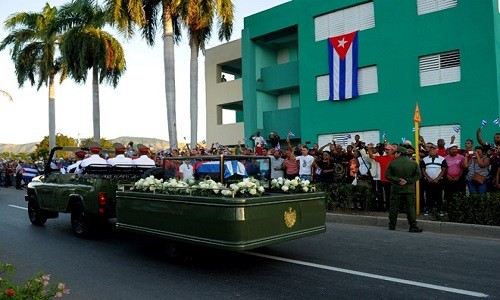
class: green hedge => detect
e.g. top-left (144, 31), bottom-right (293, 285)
top-left (320, 183), bottom-right (500, 226)
top-left (446, 192), bottom-right (500, 226)
top-left (320, 183), bottom-right (376, 211)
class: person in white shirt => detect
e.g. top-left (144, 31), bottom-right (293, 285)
top-left (133, 144), bottom-right (155, 167)
top-left (67, 150), bottom-right (87, 173)
top-left (77, 142), bottom-right (108, 174)
top-left (296, 147), bottom-right (316, 181)
top-left (107, 142), bottom-right (133, 166)
top-left (178, 160), bottom-right (194, 181)
top-left (270, 149), bottom-right (284, 179)
top-left (251, 131), bottom-right (266, 155)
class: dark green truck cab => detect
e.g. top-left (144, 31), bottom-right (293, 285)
top-left (25, 146), bottom-right (145, 238)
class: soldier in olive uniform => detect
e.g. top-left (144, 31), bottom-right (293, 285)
top-left (385, 146), bottom-right (423, 232)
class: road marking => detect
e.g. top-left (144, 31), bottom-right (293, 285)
top-left (9, 205), bottom-right (27, 210)
top-left (245, 252), bottom-right (488, 298)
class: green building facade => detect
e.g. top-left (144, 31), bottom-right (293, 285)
top-left (241, 0), bottom-right (500, 148)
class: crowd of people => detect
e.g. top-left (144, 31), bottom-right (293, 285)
top-left (0, 158), bottom-right (40, 189)
top-left (4, 129), bottom-right (500, 218)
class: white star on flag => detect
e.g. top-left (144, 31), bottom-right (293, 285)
top-left (337, 37), bottom-right (347, 48)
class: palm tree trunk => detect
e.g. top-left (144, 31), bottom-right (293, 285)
top-left (162, 2), bottom-right (178, 149)
top-left (189, 41), bottom-right (199, 150)
top-left (48, 76), bottom-right (56, 149)
top-left (92, 66), bottom-right (101, 143)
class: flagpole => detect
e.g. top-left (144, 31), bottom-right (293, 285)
top-left (413, 102), bottom-right (422, 216)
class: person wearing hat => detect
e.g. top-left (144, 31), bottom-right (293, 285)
top-left (77, 142), bottom-right (108, 174)
top-left (108, 142), bottom-right (133, 166)
top-left (385, 146), bottom-right (423, 232)
top-left (67, 150), bottom-right (87, 173)
top-left (421, 143), bottom-right (447, 216)
top-left (133, 144), bottom-right (155, 167)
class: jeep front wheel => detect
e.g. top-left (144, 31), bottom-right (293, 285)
top-left (28, 195), bottom-right (47, 226)
top-left (71, 205), bottom-right (93, 238)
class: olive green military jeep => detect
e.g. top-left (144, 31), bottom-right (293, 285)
top-left (25, 146), bottom-right (147, 238)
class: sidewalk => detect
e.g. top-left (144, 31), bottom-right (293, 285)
top-left (326, 211), bottom-right (500, 239)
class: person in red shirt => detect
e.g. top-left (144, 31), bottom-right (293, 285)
top-left (369, 144), bottom-right (396, 211)
top-left (437, 139), bottom-right (447, 157)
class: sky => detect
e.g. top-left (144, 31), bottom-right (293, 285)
top-left (0, 0), bottom-right (289, 144)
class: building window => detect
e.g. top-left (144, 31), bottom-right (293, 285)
top-left (419, 50), bottom-right (460, 87)
top-left (358, 66), bottom-right (378, 96)
top-left (217, 101), bottom-right (243, 125)
top-left (277, 94), bottom-right (292, 109)
top-left (318, 130), bottom-right (380, 148)
top-left (316, 66), bottom-right (379, 101)
top-left (419, 124), bottom-right (461, 146)
top-left (417, 0), bottom-right (457, 15)
top-left (314, 1), bottom-right (375, 42)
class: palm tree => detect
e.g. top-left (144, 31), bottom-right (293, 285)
top-left (0, 4), bottom-right (65, 149)
top-left (106, 0), bottom-right (182, 148)
top-left (0, 90), bottom-right (13, 102)
top-left (58, 0), bottom-right (126, 143)
top-left (179, 0), bottom-right (233, 148)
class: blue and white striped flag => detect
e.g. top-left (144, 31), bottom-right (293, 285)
top-left (493, 118), bottom-right (499, 126)
top-left (452, 125), bottom-right (461, 133)
top-left (481, 119), bottom-right (488, 128)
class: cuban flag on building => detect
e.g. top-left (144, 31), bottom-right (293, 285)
top-left (328, 31), bottom-right (359, 101)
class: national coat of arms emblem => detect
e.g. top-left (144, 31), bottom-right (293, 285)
top-left (284, 207), bottom-right (297, 228)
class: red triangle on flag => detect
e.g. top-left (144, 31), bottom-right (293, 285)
top-left (329, 31), bottom-right (357, 60)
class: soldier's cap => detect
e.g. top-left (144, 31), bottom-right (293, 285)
top-left (75, 150), bottom-right (86, 157)
top-left (137, 144), bottom-right (150, 152)
top-left (112, 142), bottom-right (126, 151)
top-left (396, 146), bottom-right (408, 154)
top-left (87, 141), bottom-right (102, 151)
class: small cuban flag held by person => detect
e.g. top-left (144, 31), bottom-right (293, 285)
top-left (481, 119), bottom-right (488, 129)
top-left (382, 131), bottom-right (387, 141)
top-left (494, 118), bottom-right (500, 127)
top-left (328, 31), bottom-right (359, 101)
top-left (452, 125), bottom-right (461, 133)
top-left (287, 131), bottom-right (295, 136)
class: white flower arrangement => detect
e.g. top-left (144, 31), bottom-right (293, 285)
top-left (270, 177), bottom-right (316, 193)
top-left (130, 176), bottom-right (265, 198)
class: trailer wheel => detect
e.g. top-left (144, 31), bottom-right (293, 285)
top-left (71, 205), bottom-right (93, 238)
top-left (28, 195), bottom-right (47, 226)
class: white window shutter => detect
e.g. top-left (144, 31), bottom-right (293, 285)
top-left (316, 75), bottom-right (330, 101)
top-left (315, 1), bottom-right (375, 41)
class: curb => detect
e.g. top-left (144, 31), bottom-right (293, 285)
top-left (326, 213), bottom-right (500, 239)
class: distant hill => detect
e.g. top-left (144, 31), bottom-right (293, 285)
top-left (0, 136), bottom-right (170, 154)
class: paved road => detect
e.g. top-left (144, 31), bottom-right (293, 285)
top-left (1, 187), bottom-right (499, 299)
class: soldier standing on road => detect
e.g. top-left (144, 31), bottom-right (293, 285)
top-left (385, 146), bottom-right (423, 232)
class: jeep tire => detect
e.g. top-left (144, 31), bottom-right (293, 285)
top-left (71, 205), bottom-right (94, 238)
top-left (28, 195), bottom-right (47, 226)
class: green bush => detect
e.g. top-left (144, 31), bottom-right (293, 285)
top-left (320, 182), bottom-right (376, 211)
top-left (447, 192), bottom-right (500, 226)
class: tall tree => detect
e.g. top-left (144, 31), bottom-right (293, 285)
top-left (106, 0), bottom-right (182, 148)
top-left (179, 0), bottom-right (233, 148)
top-left (58, 0), bottom-right (126, 143)
top-left (0, 4), bottom-right (66, 150)
top-left (0, 90), bottom-right (13, 102)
